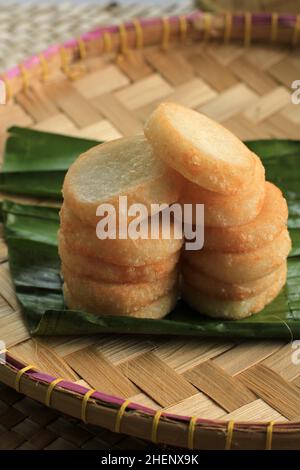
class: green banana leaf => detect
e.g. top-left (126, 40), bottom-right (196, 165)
top-left (0, 127), bottom-right (99, 198)
top-left (1, 129), bottom-right (300, 338)
top-left (2, 200), bottom-right (300, 338)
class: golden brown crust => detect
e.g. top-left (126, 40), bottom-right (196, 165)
top-left (59, 232), bottom-right (180, 283)
top-left (203, 182), bottom-right (288, 252)
top-left (180, 155), bottom-right (265, 227)
top-left (60, 203), bottom-right (183, 266)
top-left (63, 135), bottom-right (184, 227)
top-left (182, 261), bottom-right (287, 301)
top-left (144, 102), bottom-right (255, 194)
top-left (182, 264), bottom-right (286, 320)
top-left (64, 284), bottom-right (177, 319)
top-left (184, 228), bottom-right (291, 283)
top-left (62, 264), bottom-right (179, 315)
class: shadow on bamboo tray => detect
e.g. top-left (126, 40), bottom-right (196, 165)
top-left (1, 127), bottom-right (300, 339)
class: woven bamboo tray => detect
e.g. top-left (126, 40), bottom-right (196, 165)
top-left (0, 10), bottom-right (300, 450)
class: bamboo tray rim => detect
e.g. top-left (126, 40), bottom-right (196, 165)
top-left (2, 9), bottom-right (300, 95)
top-left (2, 352), bottom-right (300, 446)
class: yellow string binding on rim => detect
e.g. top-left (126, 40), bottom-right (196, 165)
top-left (60, 46), bottom-right (70, 76)
top-left (103, 31), bottom-right (112, 54)
top-left (77, 37), bottom-right (87, 60)
top-left (225, 420), bottom-right (235, 450)
top-left (115, 399), bottom-right (131, 433)
top-left (188, 416), bottom-right (197, 450)
top-left (203, 13), bottom-right (212, 42)
top-left (15, 365), bottom-right (35, 393)
top-left (292, 14), bottom-right (300, 47)
top-left (132, 18), bottom-right (143, 49)
top-left (161, 16), bottom-right (170, 51)
top-left (60, 44), bottom-right (85, 79)
top-left (81, 389), bottom-right (96, 423)
top-left (265, 421), bottom-right (275, 450)
top-left (179, 15), bottom-right (188, 42)
top-left (118, 23), bottom-right (129, 56)
top-left (224, 12), bottom-right (233, 44)
top-left (45, 378), bottom-right (64, 407)
top-left (244, 12), bottom-right (252, 48)
top-left (19, 64), bottom-right (29, 92)
top-left (270, 12), bottom-right (279, 43)
top-left (151, 410), bottom-right (163, 443)
top-left (39, 54), bottom-right (49, 82)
